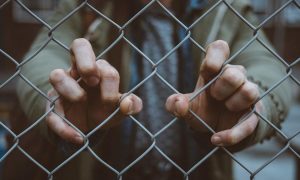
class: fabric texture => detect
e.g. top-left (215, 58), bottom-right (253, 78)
top-left (130, 6), bottom-right (181, 179)
top-left (2, 0), bottom-right (292, 179)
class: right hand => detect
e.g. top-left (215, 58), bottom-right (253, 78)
top-left (46, 38), bottom-right (143, 145)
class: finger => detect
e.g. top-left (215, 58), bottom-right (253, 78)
top-left (68, 66), bottom-right (79, 80)
top-left (46, 113), bottom-right (84, 145)
top-left (225, 80), bottom-right (259, 112)
top-left (47, 88), bottom-right (59, 100)
top-left (199, 40), bottom-right (230, 83)
top-left (70, 38), bottom-right (99, 86)
top-left (210, 65), bottom-right (246, 101)
top-left (166, 93), bottom-right (210, 131)
top-left (165, 93), bottom-right (190, 117)
top-left (120, 94), bottom-right (143, 115)
top-left (49, 69), bottom-right (87, 102)
top-left (46, 98), bottom-right (83, 145)
top-left (96, 60), bottom-right (120, 103)
top-left (211, 113), bottom-right (259, 146)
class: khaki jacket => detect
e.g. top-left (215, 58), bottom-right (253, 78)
top-left (3, 0), bottom-right (291, 179)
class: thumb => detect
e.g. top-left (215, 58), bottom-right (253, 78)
top-left (165, 93), bottom-right (190, 117)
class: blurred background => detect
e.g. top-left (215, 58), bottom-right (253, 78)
top-left (0, 0), bottom-right (299, 179)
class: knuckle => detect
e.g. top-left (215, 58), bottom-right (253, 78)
top-left (203, 59), bottom-right (220, 74)
top-left (102, 68), bottom-right (120, 81)
top-left (210, 84), bottom-right (222, 101)
top-left (49, 69), bottom-right (65, 84)
top-left (212, 93), bottom-right (223, 101)
top-left (237, 65), bottom-right (247, 74)
top-left (101, 95), bottom-right (119, 104)
top-left (225, 101), bottom-right (237, 111)
top-left (79, 62), bottom-right (97, 75)
top-left (242, 83), bottom-right (259, 102)
top-left (211, 92), bottom-right (221, 101)
top-left (221, 68), bottom-right (244, 86)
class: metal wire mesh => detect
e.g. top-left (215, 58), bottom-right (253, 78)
top-left (0, 0), bottom-right (300, 179)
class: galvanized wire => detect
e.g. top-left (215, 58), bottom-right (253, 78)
top-left (0, 0), bottom-right (299, 179)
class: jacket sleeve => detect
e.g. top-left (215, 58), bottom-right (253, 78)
top-left (16, 0), bottom-right (83, 140)
top-left (228, 7), bottom-right (292, 151)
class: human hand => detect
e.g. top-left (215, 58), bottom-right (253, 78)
top-left (166, 40), bottom-right (264, 147)
top-left (46, 38), bottom-right (143, 144)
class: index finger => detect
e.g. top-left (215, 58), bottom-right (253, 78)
top-left (199, 40), bottom-right (230, 83)
top-left (70, 38), bottom-right (99, 86)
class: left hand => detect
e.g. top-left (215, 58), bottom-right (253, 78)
top-left (165, 40), bottom-right (264, 147)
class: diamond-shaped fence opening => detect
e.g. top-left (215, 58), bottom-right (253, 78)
top-left (12, 0), bottom-right (52, 26)
top-left (235, 135), bottom-right (290, 175)
top-left (233, 140), bottom-right (296, 179)
top-left (280, 107), bottom-right (300, 157)
top-left (252, 0), bottom-right (296, 29)
top-left (89, 117), bottom-right (153, 169)
top-left (0, 52), bottom-right (18, 89)
top-left (289, 133), bottom-right (300, 158)
top-left (251, 150), bottom-right (296, 179)
top-left (0, 121), bottom-right (17, 162)
top-left (0, 0), bottom-right (299, 179)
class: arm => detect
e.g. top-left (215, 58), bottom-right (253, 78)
top-left (17, 0), bottom-right (83, 140)
top-left (230, 9), bottom-right (292, 146)
top-left (17, 0), bottom-right (143, 144)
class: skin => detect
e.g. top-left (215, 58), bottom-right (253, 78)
top-left (46, 39), bottom-right (263, 147)
top-left (47, 39), bottom-right (143, 144)
top-left (45, 0), bottom-right (263, 147)
top-left (165, 40), bottom-right (263, 146)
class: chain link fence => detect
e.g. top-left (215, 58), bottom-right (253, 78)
top-left (0, 0), bottom-right (300, 179)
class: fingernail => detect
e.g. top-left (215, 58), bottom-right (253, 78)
top-left (211, 136), bottom-right (222, 146)
top-left (174, 101), bottom-right (180, 117)
top-left (87, 76), bottom-right (99, 86)
top-left (127, 100), bottom-right (133, 115)
top-left (75, 133), bottom-right (83, 144)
